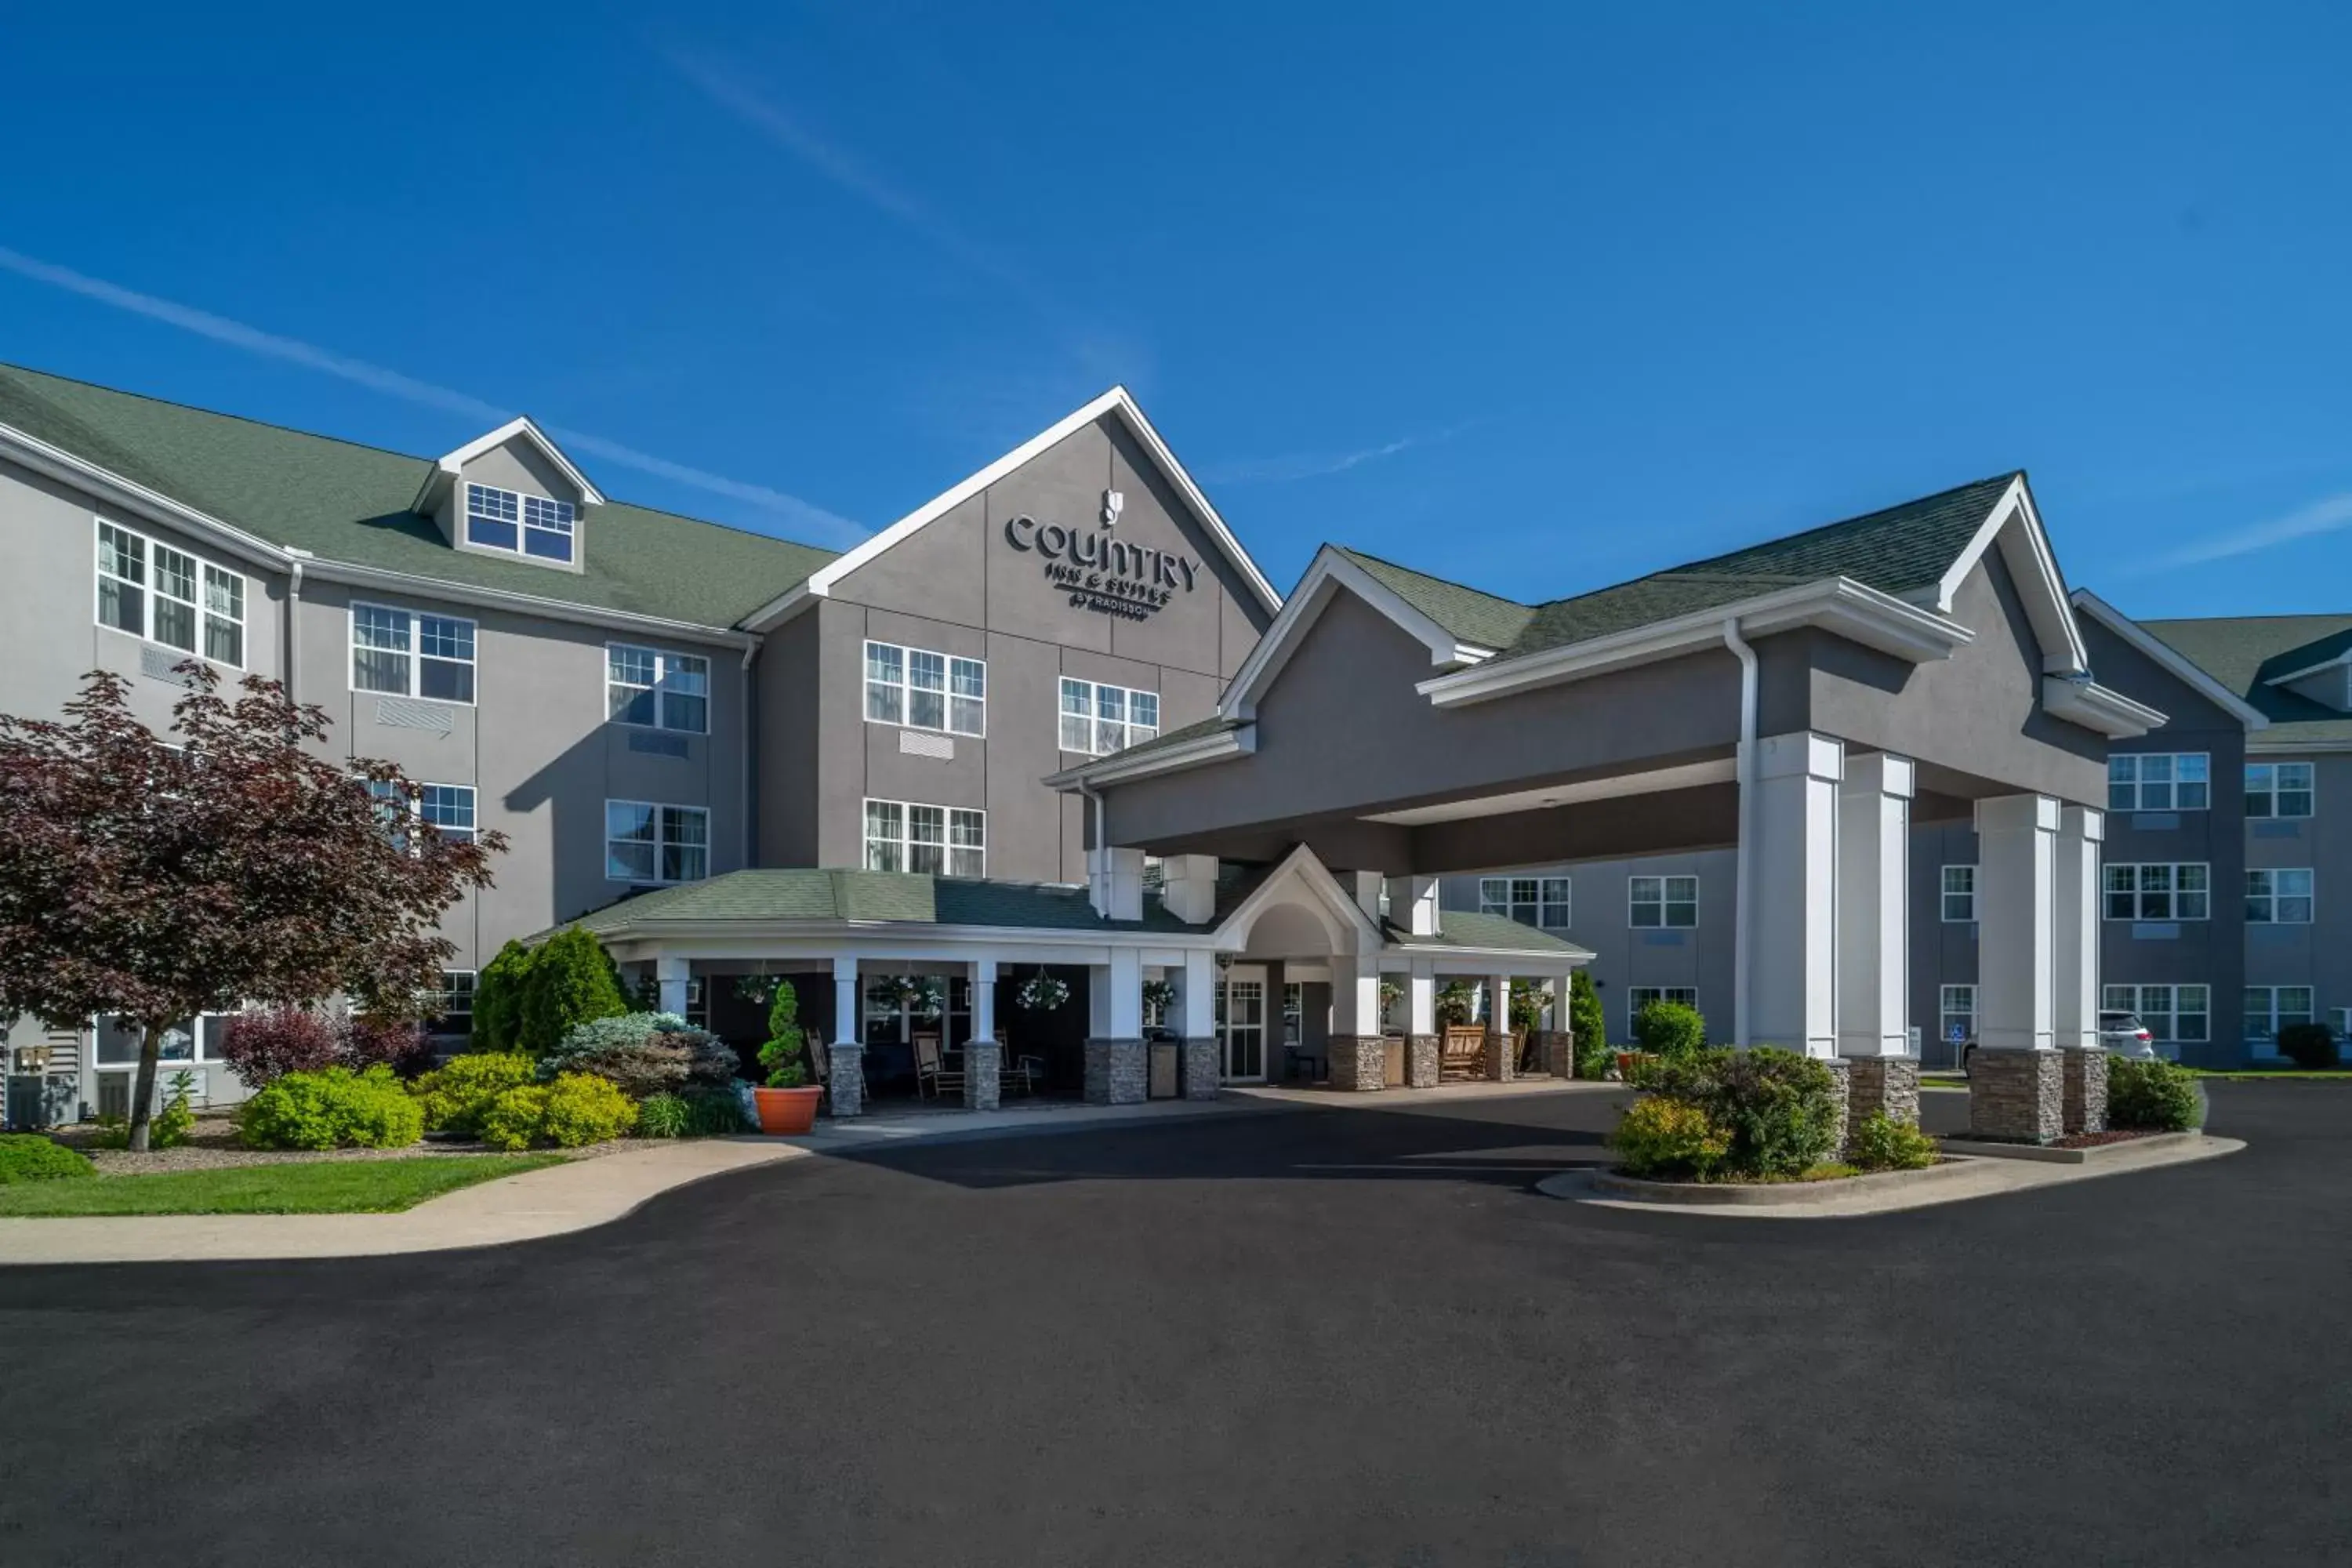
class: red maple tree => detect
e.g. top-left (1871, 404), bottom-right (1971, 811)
top-left (0, 665), bottom-right (506, 1149)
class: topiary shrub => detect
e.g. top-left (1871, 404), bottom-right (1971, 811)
top-left (1631, 1047), bottom-right (1842, 1179)
top-left (1568, 971), bottom-right (1608, 1076)
top-left (0, 1133), bottom-right (96, 1183)
top-left (2278, 1022), bottom-right (2339, 1071)
top-left (1847, 1110), bottom-right (1939, 1171)
top-left (410, 1052), bottom-right (539, 1136)
top-left (1632, 1000), bottom-right (1708, 1058)
top-left (472, 939), bottom-right (535, 1053)
top-left (517, 927), bottom-right (630, 1056)
top-left (637, 1092), bottom-right (691, 1139)
top-left (477, 1073), bottom-right (637, 1150)
top-left (237, 1065), bottom-right (424, 1150)
top-left (1610, 1096), bottom-right (1731, 1178)
top-left (759, 982), bottom-right (808, 1088)
top-left (2108, 1054), bottom-right (2202, 1131)
top-left (219, 1007), bottom-right (343, 1087)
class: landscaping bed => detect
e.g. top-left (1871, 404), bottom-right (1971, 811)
top-left (1589, 1157), bottom-right (1974, 1206)
top-left (48, 1112), bottom-right (663, 1175)
top-left (0, 1154), bottom-right (565, 1217)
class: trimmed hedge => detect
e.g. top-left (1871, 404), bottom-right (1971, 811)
top-left (1848, 1110), bottom-right (1938, 1171)
top-left (478, 1073), bottom-right (637, 1152)
top-left (1632, 1000), bottom-right (1707, 1058)
top-left (237, 1065), bottom-right (424, 1151)
top-left (2278, 1022), bottom-right (2339, 1071)
top-left (0, 1134), bottom-right (96, 1184)
top-left (411, 1053), bottom-right (539, 1136)
top-left (1627, 1047), bottom-right (1842, 1179)
top-left (2108, 1055), bottom-right (2202, 1131)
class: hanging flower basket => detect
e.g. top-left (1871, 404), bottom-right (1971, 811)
top-left (1141, 978), bottom-right (1178, 1023)
top-left (1018, 973), bottom-right (1070, 1012)
top-left (880, 975), bottom-right (945, 1017)
top-left (733, 974), bottom-right (780, 1006)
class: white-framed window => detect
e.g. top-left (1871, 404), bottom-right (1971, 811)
top-left (2245, 985), bottom-right (2316, 1045)
top-left (466, 481), bottom-right (575, 563)
top-left (2245, 762), bottom-right (2315, 819)
top-left (865, 641), bottom-right (985, 737)
top-left (1628, 874), bottom-right (1698, 928)
top-left (2246, 868), bottom-right (2314, 924)
top-left (2108, 752), bottom-right (2209, 811)
top-left (432, 971), bottom-right (476, 1033)
top-left (1058, 677), bottom-right (1160, 757)
top-left (1479, 876), bottom-right (1571, 931)
top-left (1939, 984), bottom-right (1976, 1046)
top-left (1627, 987), bottom-right (1698, 1031)
top-left (1940, 864), bottom-right (1976, 923)
top-left (2105, 982), bottom-right (2209, 1044)
top-left (365, 779), bottom-right (474, 850)
top-left (93, 519), bottom-right (247, 668)
top-left (2103, 862), bottom-right (2209, 920)
top-left (862, 798), bottom-right (985, 878)
top-left (607, 644), bottom-right (710, 734)
top-left (351, 603), bottom-right (477, 703)
top-left (2332, 1007), bottom-right (2351, 1041)
top-left (605, 800), bottom-right (710, 884)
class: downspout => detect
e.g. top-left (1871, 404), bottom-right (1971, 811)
top-left (1076, 774), bottom-right (1106, 907)
top-left (1723, 617), bottom-right (1758, 1047)
top-left (740, 638), bottom-right (760, 869)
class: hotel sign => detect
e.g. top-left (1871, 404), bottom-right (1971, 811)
top-left (1003, 489), bottom-right (1200, 622)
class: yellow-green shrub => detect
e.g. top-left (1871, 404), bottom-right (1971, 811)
top-left (1847, 1110), bottom-right (1938, 1171)
top-left (477, 1085), bottom-right (549, 1152)
top-left (411, 1052), bottom-right (537, 1135)
top-left (476, 1073), bottom-right (638, 1151)
top-left (238, 1065), bottom-right (424, 1150)
top-left (1610, 1095), bottom-right (1731, 1178)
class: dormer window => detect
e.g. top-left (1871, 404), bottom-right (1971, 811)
top-left (466, 483), bottom-right (575, 563)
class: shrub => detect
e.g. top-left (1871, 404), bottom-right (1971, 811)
top-left (541, 1011), bottom-right (738, 1098)
top-left (150, 1070), bottom-right (198, 1151)
top-left (237, 1065), bottom-right (424, 1150)
top-left (1847, 1110), bottom-right (1939, 1171)
top-left (637, 1092), bottom-right (691, 1139)
top-left (556, 1040), bottom-right (691, 1100)
top-left (1568, 971), bottom-right (1607, 1066)
top-left (1632, 1047), bottom-right (1842, 1179)
top-left (2278, 1022), bottom-right (2339, 1071)
top-left (472, 939), bottom-right (534, 1053)
top-left (345, 1014), bottom-right (434, 1078)
top-left (218, 1007), bottom-right (343, 1086)
top-left (1435, 981), bottom-right (1476, 1028)
top-left (477, 1073), bottom-right (638, 1150)
top-left (1610, 1096), bottom-right (1731, 1178)
top-left (410, 1052), bottom-right (539, 1135)
top-left (760, 982), bottom-right (808, 1089)
top-left (0, 1133), bottom-right (95, 1183)
top-left (1632, 1000), bottom-right (1708, 1058)
top-left (477, 1085), bottom-right (550, 1152)
top-left (1508, 980), bottom-right (1547, 1035)
top-left (2108, 1055), bottom-right (2202, 1131)
top-left (683, 1087), bottom-right (750, 1136)
top-left (517, 927), bottom-right (630, 1056)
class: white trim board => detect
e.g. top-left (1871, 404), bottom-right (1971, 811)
top-left (413, 416), bottom-right (607, 514)
top-left (1922, 474), bottom-right (2089, 677)
top-left (1221, 546), bottom-right (1495, 724)
top-left (2069, 590), bottom-right (2270, 731)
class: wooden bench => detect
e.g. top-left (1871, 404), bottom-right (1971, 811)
top-left (1439, 1025), bottom-right (1486, 1081)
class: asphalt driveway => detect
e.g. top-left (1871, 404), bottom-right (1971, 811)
top-left (1, 1083), bottom-right (2344, 1567)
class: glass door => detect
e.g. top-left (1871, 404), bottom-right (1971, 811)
top-left (1219, 967), bottom-right (1268, 1082)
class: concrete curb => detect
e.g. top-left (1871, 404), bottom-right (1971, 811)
top-left (1585, 1158), bottom-right (1980, 1207)
top-left (1938, 1130), bottom-right (2206, 1165)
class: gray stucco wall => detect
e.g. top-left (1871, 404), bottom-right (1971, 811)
top-left (2243, 752), bottom-right (2352, 1048)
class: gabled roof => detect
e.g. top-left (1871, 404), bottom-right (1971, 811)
top-left (414, 415), bottom-right (608, 514)
top-left (561, 868), bottom-right (1200, 937)
top-left (1384, 908), bottom-right (1594, 959)
top-left (2132, 612), bottom-right (2352, 745)
top-left (2070, 591), bottom-right (2270, 731)
top-left (1329, 546), bottom-right (1534, 652)
top-left (0, 361), bottom-right (836, 632)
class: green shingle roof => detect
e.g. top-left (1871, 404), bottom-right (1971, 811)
top-left (561, 869), bottom-right (1199, 938)
top-left (1332, 546), bottom-right (1537, 650)
top-left (2139, 615), bottom-right (2352, 743)
top-left (0, 362), bottom-right (840, 629)
top-left (1392, 909), bottom-right (1592, 958)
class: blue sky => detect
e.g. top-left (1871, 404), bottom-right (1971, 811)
top-left (4, 2), bottom-right (2349, 619)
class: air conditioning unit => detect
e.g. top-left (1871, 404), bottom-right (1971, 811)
top-left (6, 1074), bottom-right (80, 1131)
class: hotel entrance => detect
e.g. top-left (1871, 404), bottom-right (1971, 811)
top-left (1218, 964), bottom-right (1269, 1083)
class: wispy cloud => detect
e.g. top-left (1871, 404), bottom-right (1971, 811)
top-left (0, 245), bottom-right (862, 545)
top-left (2145, 491), bottom-right (2352, 572)
top-left (1200, 428), bottom-right (1460, 486)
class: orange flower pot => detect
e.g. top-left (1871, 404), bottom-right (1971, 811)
top-left (753, 1086), bottom-right (823, 1134)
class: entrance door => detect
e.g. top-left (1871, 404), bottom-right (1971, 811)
top-left (1218, 966), bottom-right (1269, 1082)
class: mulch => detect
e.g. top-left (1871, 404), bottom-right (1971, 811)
top-left (43, 1114), bottom-right (652, 1175)
top-left (2049, 1128), bottom-right (2165, 1149)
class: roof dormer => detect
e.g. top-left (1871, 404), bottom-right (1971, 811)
top-left (413, 417), bottom-right (604, 574)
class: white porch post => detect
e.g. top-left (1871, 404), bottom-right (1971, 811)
top-left (1328, 950), bottom-right (1385, 1092)
top-left (1836, 752), bottom-right (1914, 1058)
top-left (1083, 948), bottom-right (1145, 1105)
top-left (965, 956), bottom-right (1000, 1111)
top-left (1403, 956), bottom-right (1438, 1088)
top-left (971, 957), bottom-right (998, 1044)
top-left (1483, 971), bottom-right (1515, 1082)
top-left (828, 954), bottom-right (865, 1120)
top-left (1180, 949), bottom-right (1219, 1100)
top-left (1747, 731), bottom-right (1843, 1058)
top-left (656, 955), bottom-right (691, 1018)
top-left (1971, 793), bottom-right (2064, 1142)
top-left (2054, 806), bottom-right (2104, 1051)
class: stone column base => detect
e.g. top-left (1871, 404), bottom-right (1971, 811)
top-left (1328, 1036), bottom-right (1387, 1092)
top-left (2062, 1047), bottom-right (2107, 1134)
top-left (1822, 1057), bottom-right (1852, 1156)
top-left (1181, 1037), bottom-right (1220, 1101)
top-left (1083, 1038), bottom-right (1147, 1105)
top-left (1969, 1048), bottom-right (2065, 1143)
top-left (964, 1039), bottom-right (1002, 1112)
top-left (1535, 1029), bottom-right (1575, 1080)
top-left (1405, 1034), bottom-right (1439, 1088)
top-left (1848, 1056), bottom-right (1921, 1128)
top-left (826, 1040), bottom-right (865, 1119)
top-left (1482, 1032), bottom-right (1517, 1083)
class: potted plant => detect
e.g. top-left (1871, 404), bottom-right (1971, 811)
top-left (752, 981), bottom-right (823, 1134)
top-left (1018, 971), bottom-right (1069, 1011)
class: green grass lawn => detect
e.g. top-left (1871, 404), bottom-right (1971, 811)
top-left (2183, 1068), bottom-right (2352, 1082)
top-left (0, 1155), bottom-right (566, 1218)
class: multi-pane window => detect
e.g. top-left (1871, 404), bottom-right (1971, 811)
top-left (351, 604), bottom-right (477, 703)
top-left (432, 971), bottom-right (476, 1033)
top-left (1939, 984), bottom-right (1976, 1047)
top-left (1058, 677), bottom-right (1161, 757)
top-left (1628, 875), bottom-right (1699, 928)
top-left (2246, 868), bottom-right (2314, 924)
top-left (607, 644), bottom-right (710, 733)
top-left (2245, 762), bottom-right (2315, 819)
top-left (865, 641), bottom-right (985, 737)
top-left (418, 784), bottom-right (476, 843)
top-left (2245, 985), bottom-right (2316, 1045)
top-left (2108, 752), bottom-right (2209, 811)
top-left (1479, 876), bottom-right (1571, 931)
top-left (93, 521), bottom-right (247, 667)
top-left (1627, 987), bottom-right (1698, 1031)
top-left (863, 799), bottom-right (985, 878)
top-left (1940, 865), bottom-right (1976, 922)
top-left (2103, 862), bottom-right (2209, 920)
top-left (466, 481), bottom-right (575, 563)
top-left (2105, 983), bottom-right (2209, 1044)
top-left (605, 800), bottom-right (710, 884)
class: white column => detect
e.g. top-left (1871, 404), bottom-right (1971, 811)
top-left (1181, 949), bottom-right (1218, 1039)
top-left (656, 955), bottom-right (691, 1018)
top-left (1837, 752), bottom-right (1914, 1058)
top-left (1976, 793), bottom-right (2060, 1051)
top-left (1745, 731), bottom-right (1843, 1056)
top-left (1407, 958), bottom-right (1436, 1035)
top-left (2054, 804), bottom-right (2104, 1051)
top-left (1486, 973), bottom-right (1512, 1028)
top-left (971, 956), bottom-right (998, 1043)
top-left (1088, 846), bottom-right (1145, 921)
top-left (1090, 947), bottom-right (1144, 1037)
top-left (1330, 950), bottom-right (1381, 1036)
top-left (832, 955), bottom-right (862, 1047)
